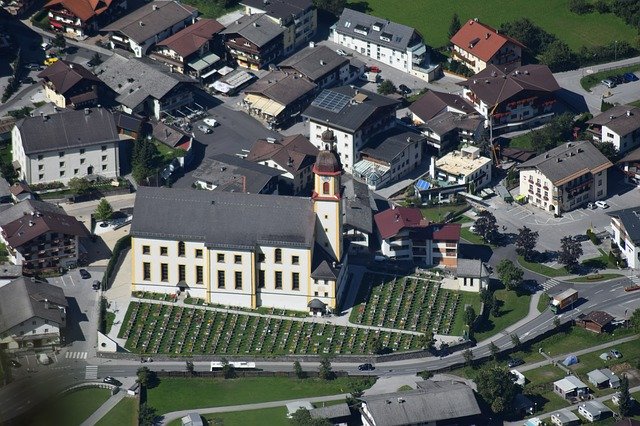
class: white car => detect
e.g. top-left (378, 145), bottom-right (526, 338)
top-left (41, 42), bottom-right (51, 50)
top-left (595, 200), bottom-right (609, 209)
top-left (197, 124), bottom-right (212, 134)
top-left (469, 225), bottom-right (478, 234)
top-left (203, 118), bottom-right (218, 127)
top-left (336, 49), bottom-right (347, 56)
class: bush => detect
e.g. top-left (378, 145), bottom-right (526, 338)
top-left (594, 0), bottom-right (610, 13)
top-left (30, 181), bottom-right (65, 191)
top-left (568, 0), bottom-right (593, 14)
top-left (102, 235), bottom-right (131, 289)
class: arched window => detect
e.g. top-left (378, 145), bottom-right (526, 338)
top-left (322, 181), bottom-right (330, 194)
top-left (178, 241), bottom-right (185, 257)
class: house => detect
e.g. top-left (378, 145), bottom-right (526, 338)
top-left (331, 8), bottom-right (438, 81)
top-left (587, 368), bottom-right (620, 389)
top-left (247, 134), bottom-right (318, 195)
top-left (606, 207), bottom-right (640, 269)
top-left (0, 277), bottom-right (67, 350)
top-left (37, 60), bottom-right (104, 109)
top-left (309, 403), bottom-right (351, 424)
top-left (553, 375), bottom-right (589, 399)
top-left (409, 90), bottom-right (476, 124)
top-left (113, 111), bottom-right (144, 139)
top-left (360, 380), bottom-right (481, 426)
top-left (453, 258), bottom-right (490, 292)
top-left (12, 108), bottom-right (122, 185)
top-left (0, 200), bottom-right (88, 273)
top-left (619, 146), bottom-right (640, 186)
top-left (342, 177), bottom-right (375, 254)
top-left (578, 400), bottom-right (611, 422)
top-left (210, 68), bottom-right (256, 96)
top-left (240, 0), bottom-right (316, 55)
top-left (95, 54), bottom-right (197, 120)
top-left (353, 128), bottom-right (425, 189)
top-left (432, 146), bottom-right (493, 191)
top-left (458, 64), bottom-right (560, 134)
top-left (241, 70), bottom-right (317, 129)
top-left (45, 0), bottom-right (127, 38)
top-left (575, 310), bottom-right (615, 333)
top-left (421, 112), bottom-right (484, 153)
top-left (180, 413), bottom-right (203, 426)
top-left (2, 0), bottom-right (37, 16)
top-left (10, 182), bottom-right (32, 203)
top-left (374, 207), bottom-right (460, 266)
top-left (192, 154), bottom-right (283, 194)
top-left (278, 45), bottom-right (351, 89)
top-left (0, 265), bottom-right (23, 287)
top-left (102, 0), bottom-right (198, 57)
top-left (517, 141), bottom-right (613, 214)
top-left (550, 409), bottom-right (580, 426)
top-left (303, 86), bottom-right (400, 172)
top-left (221, 14), bottom-right (284, 70)
top-left (0, 177), bottom-right (11, 205)
top-left (587, 105), bottom-right (640, 154)
top-left (286, 401), bottom-right (314, 418)
top-left (500, 147), bottom-right (536, 164)
top-left (151, 121), bottom-right (192, 151)
top-left (130, 145), bottom-right (347, 314)
top-left (450, 18), bottom-right (524, 74)
top-left (149, 19), bottom-right (225, 79)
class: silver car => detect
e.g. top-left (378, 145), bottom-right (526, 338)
top-left (197, 124), bottom-right (212, 134)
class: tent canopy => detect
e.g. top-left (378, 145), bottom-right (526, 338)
top-left (563, 355), bottom-right (578, 366)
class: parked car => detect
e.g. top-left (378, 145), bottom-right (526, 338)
top-left (611, 75), bottom-right (624, 84)
top-left (398, 84), bottom-right (412, 94)
top-left (573, 234), bottom-right (589, 242)
top-left (9, 360), bottom-right (21, 368)
top-left (22, 76), bottom-right (35, 84)
top-left (103, 376), bottom-right (122, 386)
top-left (25, 63), bottom-right (42, 71)
top-left (336, 49), bottom-right (347, 56)
top-left (367, 65), bottom-right (381, 73)
top-left (358, 363), bottom-right (375, 371)
top-left (610, 349), bottom-right (622, 358)
top-left (197, 124), bottom-right (212, 134)
top-left (601, 79), bottom-right (616, 89)
top-left (595, 200), bottom-right (609, 209)
top-left (623, 72), bottom-right (639, 82)
top-left (43, 57), bottom-right (59, 66)
top-left (40, 41), bottom-right (51, 50)
top-left (507, 358), bottom-right (524, 368)
top-left (586, 202), bottom-right (596, 210)
top-left (203, 118), bottom-right (218, 127)
top-left (92, 280), bottom-right (100, 290)
top-left (469, 225), bottom-right (478, 234)
top-left (79, 269), bottom-right (91, 279)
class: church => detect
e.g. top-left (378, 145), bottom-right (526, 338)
top-left (130, 132), bottom-right (347, 314)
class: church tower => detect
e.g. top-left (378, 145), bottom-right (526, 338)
top-left (312, 129), bottom-right (343, 261)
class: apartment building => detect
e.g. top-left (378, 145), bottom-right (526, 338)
top-left (45, 0), bottom-right (127, 37)
top-left (221, 14), bottom-right (284, 70)
top-left (37, 60), bottom-right (104, 109)
top-left (587, 105), bottom-right (640, 154)
top-left (607, 207), bottom-right (640, 269)
top-left (432, 146), bottom-right (493, 191)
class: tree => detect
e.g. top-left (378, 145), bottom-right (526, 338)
top-left (289, 407), bottom-right (332, 426)
top-left (510, 334), bottom-right (521, 350)
top-left (474, 210), bottom-right (499, 243)
top-left (138, 403), bottom-right (157, 426)
top-left (618, 374), bottom-right (632, 417)
top-left (185, 360), bottom-right (194, 375)
top-left (475, 365), bottom-right (522, 414)
top-left (132, 135), bottom-right (159, 184)
top-left (221, 357), bottom-right (236, 379)
top-left (293, 361), bottom-right (305, 379)
top-left (558, 236), bottom-right (583, 271)
top-left (377, 79), bottom-right (396, 95)
top-left (137, 366), bottom-right (151, 387)
top-left (94, 198), bottom-right (114, 221)
top-left (68, 177), bottom-right (91, 195)
top-left (499, 18), bottom-right (557, 58)
top-left (312, 0), bottom-right (346, 16)
top-left (90, 52), bottom-right (103, 66)
top-left (553, 316), bottom-right (561, 329)
top-left (538, 40), bottom-right (579, 72)
top-left (448, 13), bottom-right (461, 39)
top-left (319, 355), bottom-right (333, 380)
top-left (491, 295), bottom-right (501, 317)
top-left (463, 348), bottom-right (474, 366)
top-left (371, 337), bottom-right (385, 354)
top-left (489, 341), bottom-right (500, 360)
top-left (515, 226), bottom-right (539, 260)
top-left (630, 308), bottom-right (640, 333)
top-left (568, 0), bottom-right (593, 14)
top-left (464, 306), bottom-right (477, 330)
top-left (595, 141), bottom-right (619, 162)
top-left (496, 259), bottom-right (524, 291)
top-left (53, 33), bottom-right (66, 49)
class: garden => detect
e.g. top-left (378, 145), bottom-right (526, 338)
top-left (349, 272), bottom-right (480, 336)
top-left (118, 302), bottom-right (422, 356)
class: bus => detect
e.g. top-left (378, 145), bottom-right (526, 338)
top-left (210, 361), bottom-right (256, 371)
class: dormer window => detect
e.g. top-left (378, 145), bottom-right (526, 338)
top-left (372, 22), bottom-right (383, 31)
top-left (380, 32), bottom-right (392, 42)
top-left (354, 24), bottom-right (369, 36)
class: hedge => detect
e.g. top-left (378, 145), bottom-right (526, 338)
top-left (101, 234), bottom-right (131, 290)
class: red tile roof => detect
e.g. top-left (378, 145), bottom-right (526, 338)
top-left (157, 19), bottom-right (225, 58)
top-left (450, 19), bottom-right (524, 63)
top-left (432, 223), bottom-right (461, 241)
top-left (374, 207), bottom-right (428, 240)
top-left (45, 0), bottom-right (112, 22)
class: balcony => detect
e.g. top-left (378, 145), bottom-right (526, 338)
top-left (543, 185), bottom-right (549, 190)
top-left (536, 182), bottom-right (541, 187)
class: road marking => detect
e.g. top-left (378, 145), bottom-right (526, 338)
top-left (69, 275), bottom-right (76, 287)
top-left (65, 351), bottom-right (87, 359)
top-left (85, 365), bottom-right (98, 380)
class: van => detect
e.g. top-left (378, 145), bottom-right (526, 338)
top-left (587, 202), bottom-right (596, 210)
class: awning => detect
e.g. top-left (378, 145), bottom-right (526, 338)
top-left (514, 194), bottom-right (527, 201)
top-left (188, 52), bottom-right (221, 72)
top-left (244, 94), bottom-right (286, 118)
top-left (415, 179), bottom-right (431, 191)
top-left (200, 68), bottom-right (219, 79)
top-left (211, 81), bottom-right (232, 94)
top-left (217, 66), bottom-right (234, 76)
top-left (308, 298), bottom-right (327, 309)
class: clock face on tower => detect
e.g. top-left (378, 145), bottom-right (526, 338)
top-left (321, 176), bottom-right (331, 182)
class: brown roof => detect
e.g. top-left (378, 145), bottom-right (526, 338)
top-left (157, 19), bottom-right (225, 58)
top-left (501, 147), bottom-right (536, 163)
top-left (10, 182), bottom-right (31, 196)
top-left (37, 60), bottom-right (100, 96)
top-left (375, 207), bottom-right (428, 240)
top-left (459, 64), bottom-right (559, 107)
top-left (409, 90), bottom-right (475, 122)
top-left (247, 134), bottom-right (318, 175)
top-left (45, 0), bottom-right (112, 21)
top-left (587, 105), bottom-right (640, 137)
top-left (2, 210), bottom-right (88, 248)
top-left (451, 19), bottom-right (524, 62)
top-left (619, 145), bottom-right (640, 164)
top-left (152, 121), bottom-right (190, 148)
top-left (580, 311), bottom-right (614, 327)
top-left (244, 70), bottom-right (317, 105)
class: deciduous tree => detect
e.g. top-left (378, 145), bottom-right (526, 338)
top-left (319, 355), bottom-right (333, 380)
top-left (474, 210), bottom-right (499, 243)
top-left (293, 361), bottom-right (305, 379)
top-left (496, 259), bottom-right (524, 291)
top-left (515, 226), bottom-right (539, 260)
top-left (558, 236), bottom-right (583, 271)
top-left (489, 341), bottom-right (500, 360)
top-left (377, 79), bottom-right (396, 95)
top-left (464, 306), bottom-right (477, 329)
top-left (510, 334), bottom-right (521, 350)
top-left (448, 13), bottom-right (461, 39)
top-left (94, 198), bottom-right (114, 221)
top-left (463, 348), bottom-right (474, 366)
top-left (618, 374), bottom-right (632, 417)
top-left (475, 365), bottom-right (521, 414)
top-left (138, 403), bottom-right (157, 426)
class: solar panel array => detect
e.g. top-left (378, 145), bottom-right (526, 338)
top-left (311, 90), bottom-right (351, 113)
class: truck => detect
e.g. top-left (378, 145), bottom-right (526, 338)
top-left (550, 288), bottom-right (578, 314)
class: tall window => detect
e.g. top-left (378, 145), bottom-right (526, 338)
top-left (323, 181), bottom-right (330, 194)
top-left (160, 247), bottom-right (168, 256)
top-left (217, 253), bottom-right (225, 263)
top-left (142, 245), bottom-right (150, 255)
top-left (292, 256), bottom-right (299, 265)
top-left (235, 271), bottom-right (242, 289)
top-left (275, 271), bottom-right (282, 289)
top-left (178, 265), bottom-right (186, 282)
top-left (292, 272), bottom-right (300, 290)
top-left (196, 266), bottom-right (203, 284)
top-left (217, 270), bottom-right (225, 288)
top-left (275, 249), bottom-right (282, 263)
top-left (195, 249), bottom-right (203, 258)
top-left (143, 262), bottom-right (151, 280)
top-left (178, 241), bottom-right (185, 257)
top-left (258, 270), bottom-right (265, 288)
top-left (160, 263), bottom-right (168, 282)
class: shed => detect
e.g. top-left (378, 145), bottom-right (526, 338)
top-left (553, 375), bottom-right (589, 399)
top-left (286, 401), bottom-right (314, 418)
top-left (181, 413), bottom-right (203, 426)
top-left (551, 409), bottom-right (580, 426)
top-left (575, 310), bottom-right (614, 333)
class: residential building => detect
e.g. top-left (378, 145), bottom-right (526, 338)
top-left (151, 121), bottom-right (192, 151)
top-left (303, 86), bottom-right (400, 172)
top-left (221, 14), bottom-right (284, 70)
top-left (10, 182), bottom-right (32, 203)
top-left (618, 146), bottom-right (640, 186)
top-left (240, 0), bottom-right (316, 55)
top-left (192, 154), bottom-right (283, 194)
top-left (309, 403), bottom-right (351, 424)
top-left (500, 147), bottom-right (536, 164)
top-left (37, 60), bottom-right (104, 109)
top-left (459, 64), bottom-right (560, 133)
top-left (95, 54), bottom-right (197, 120)
top-left (113, 111), bottom-right (144, 139)
top-left (12, 108), bottom-right (121, 185)
top-left (241, 70), bottom-right (317, 129)
top-left (130, 146), bottom-right (346, 314)
top-left (432, 146), bottom-right (492, 191)
top-left (0, 265), bottom-right (23, 287)
top-left (409, 90), bottom-right (476, 125)
top-left (103, 0), bottom-right (198, 57)
top-left (551, 409), bottom-right (580, 426)
top-left (360, 380), bottom-right (481, 426)
top-left (353, 128), bottom-right (425, 189)
top-left (374, 206), bottom-right (460, 266)
top-left (0, 117), bottom-right (16, 143)
top-left (0, 177), bottom-right (11, 205)
top-left (0, 200), bottom-right (88, 273)
top-left (247, 134), bottom-right (318, 195)
top-left (180, 413), bottom-right (203, 426)
top-left (587, 368), bottom-right (620, 389)
top-left (517, 141), bottom-right (613, 214)
top-left (2, 0), bottom-right (37, 16)
top-left (575, 310), bottom-right (614, 333)
top-left (578, 401), bottom-right (611, 422)
top-left (554, 375), bottom-right (589, 400)
top-left (421, 112), bottom-right (484, 153)
top-left (278, 44), bottom-right (351, 89)
top-left (0, 277), bottom-right (67, 350)
top-left (453, 258), bottom-right (490, 292)
top-left (331, 8), bottom-right (438, 81)
top-left (450, 18), bottom-right (524, 74)
top-left (45, 0), bottom-right (127, 37)
top-left (342, 177), bottom-right (375, 254)
top-left (586, 105), bottom-right (640, 154)
top-left (149, 19), bottom-right (225, 79)
top-left (607, 207), bottom-right (640, 269)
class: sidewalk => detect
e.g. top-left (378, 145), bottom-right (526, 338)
top-left (80, 391), bottom-right (126, 426)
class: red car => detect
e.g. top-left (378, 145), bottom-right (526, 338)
top-left (367, 65), bottom-right (381, 73)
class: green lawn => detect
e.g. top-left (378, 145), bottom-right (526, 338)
top-left (536, 293), bottom-right (549, 313)
top-left (450, 292), bottom-right (483, 336)
top-left (568, 339), bottom-right (640, 382)
top-left (459, 228), bottom-right (490, 246)
top-left (105, 312), bottom-right (116, 334)
top-left (630, 100), bottom-right (640, 108)
top-left (567, 273), bottom-right (624, 283)
top-left (147, 377), bottom-right (363, 414)
top-left (95, 397), bottom-right (138, 426)
top-left (581, 64), bottom-right (640, 91)
top-left (168, 407), bottom-right (289, 426)
top-left (508, 133), bottom-right (535, 151)
top-left (420, 203), bottom-right (468, 223)
top-left (524, 364), bottom-right (566, 387)
top-left (534, 328), bottom-right (637, 359)
top-left (517, 255), bottom-right (569, 277)
top-left (348, 0), bottom-right (637, 50)
top-left (28, 388), bottom-right (111, 426)
top-left (153, 140), bottom-right (186, 163)
top-left (181, 0), bottom-right (240, 18)
top-left (474, 289), bottom-right (531, 341)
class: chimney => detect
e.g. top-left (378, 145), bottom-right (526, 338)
top-left (485, 33), bottom-right (490, 39)
top-left (220, 166), bottom-right (226, 171)
top-left (253, 22), bottom-right (258, 27)
top-left (44, 298), bottom-right (49, 309)
top-left (84, 107), bottom-right (90, 115)
top-left (397, 397), bottom-right (405, 403)
top-left (627, 110), bottom-right (632, 117)
top-left (139, 21), bottom-right (144, 26)
top-left (28, 220), bottom-right (35, 226)
top-left (152, 4), bottom-right (158, 10)
top-left (42, 113), bottom-right (48, 122)
top-left (320, 60), bottom-right (326, 66)
top-left (566, 142), bottom-right (572, 148)
top-left (69, 63), bottom-right (74, 69)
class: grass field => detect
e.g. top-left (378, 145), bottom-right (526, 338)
top-left (536, 292), bottom-right (549, 313)
top-left (474, 288), bottom-right (531, 342)
top-left (517, 255), bottom-right (569, 277)
top-left (348, 0), bottom-right (637, 50)
top-left (95, 397), bottom-right (138, 426)
top-left (147, 377), bottom-right (363, 414)
top-left (168, 407), bottom-right (289, 426)
top-left (508, 133), bottom-right (535, 151)
top-left (28, 388), bottom-right (111, 426)
top-left (459, 228), bottom-right (490, 246)
top-left (420, 203), bottom-right (468, 223)
top-left (567, 273), bottom-right (624, 283)
top-left (581, 64), bottom-right (640, 91)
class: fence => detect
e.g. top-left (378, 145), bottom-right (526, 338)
top-left (155, 370), bottom-right (354, 379)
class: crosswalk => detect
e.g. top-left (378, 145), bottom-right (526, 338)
top-left (542, 279), bottom-right (562, 292)
top-left (65, 351), bottom-right (88, 359)
top-left (630, 275), bottom-right (640, 286)
top-left (85, 365), bottom-right (98, 380)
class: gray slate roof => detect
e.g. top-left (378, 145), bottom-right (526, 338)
top-left (455, 258), bottom-right (490, 278)
top-left (221, 14), bottom-right (284, 47)
top-left (359, 128), bottom-right (425, 164)
top-left (15, 108), bottom-right (119, 155)
top-left (360, 380), bottom-right (480, 426)
top-left (240, 0), bottom-right (312, 21)
top-left (95, 54), bottom-right (196, 109)
top-left (0, 277), bottom-right (67, 334)
top-left (309, 403), bottom-right (350, 419)
top-left (423, 111), bottom-right (483, 136)
top-left (517, 141), bottom-right (613, 186)
top-left (131, 186), bottom-right (315, 249)
top-left (334, 8), bottom-right (419, 51)
top-left (193, 154), bottom-right (283, 194)
top-left (278, 45), bottom-right (349, 82)
top-left (587, 105), bottom-right (640, 136)
top-left (244, 70), bottom-right (316, 105)
top-left (342, 176), bottom-right (375, 233)
top-left (552, 409), bottom-right (579, 423)
top-left (607, 207), bottom-right (640, 244)
top-left (0, 177), bottom-right (10, 199)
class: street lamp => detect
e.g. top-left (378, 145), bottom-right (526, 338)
top-left (614, 40), bottom-right (618, 61)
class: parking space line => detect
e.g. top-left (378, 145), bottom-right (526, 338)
top-left (68, 275), bottom-right (76, 287)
